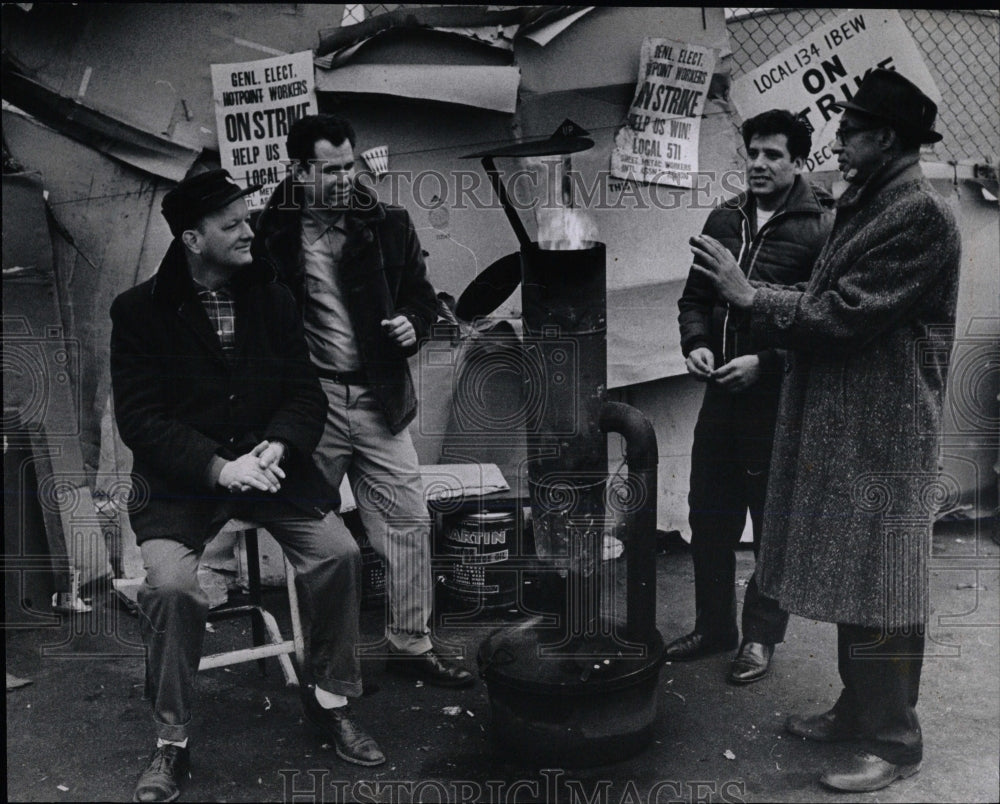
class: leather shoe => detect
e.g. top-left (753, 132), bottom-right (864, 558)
top-left (664, 631), bottom-right (738, 661)
top-left (820, 751), bottom-right (921, 792)
top-left (786, 708), bottom-right (861, 742)
top-left (133, 744), bottom-right (189, 803)
top-left (728, 641), bottom-right (773, 684)
top-left (301, 690), bottom-right (385, 766)
top-left (386, 649), bottom-right (475, 688)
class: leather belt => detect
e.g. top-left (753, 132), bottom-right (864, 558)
top-left (315, 367), bottom-right (368, 384)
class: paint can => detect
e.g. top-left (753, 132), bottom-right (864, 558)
top-left (441, 510), bottom-right (517, 610)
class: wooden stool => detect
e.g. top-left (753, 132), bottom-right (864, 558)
top-left (198, 520), bottom-right (305, 686)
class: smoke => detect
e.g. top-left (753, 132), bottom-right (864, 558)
top-left (523, 156), bottom-right (599, 251)
top-left (536, 206), bottom-right (599, 251)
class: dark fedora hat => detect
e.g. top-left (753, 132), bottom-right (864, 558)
top-left (161, 169), bottom-right (263, 237)
top-left (833, 68), bottom-right (942, 144)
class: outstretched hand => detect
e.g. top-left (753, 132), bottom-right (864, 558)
top-left (689, 234), bottom-right (756, 310)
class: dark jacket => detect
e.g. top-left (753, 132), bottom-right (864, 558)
top-left (677, 175), bottom-right (834, 379)
top-left (253, 179), bottom-right (438, 434)
top-left (110, 240), bottom-right (336, 548)
top-left (750, 155), bottom-right (961, 628)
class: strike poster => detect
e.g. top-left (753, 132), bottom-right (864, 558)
top-left (730, 9), bottom-right (941, 173)
top-left (211, 50), bottom-right (317, 210)
top-left (611, 38), bottom-right (717, 188)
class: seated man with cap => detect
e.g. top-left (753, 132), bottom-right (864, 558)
top-left (111, 169), bottom-right (385, 803)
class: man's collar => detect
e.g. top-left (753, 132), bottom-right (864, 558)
top-left (837, 153), bottom-right (922, 209)
top-left (192, 275), bottom-right (234, 296)
top-left (151, 239), bottom-right (272, 304)
top-left (302, 205), bottom-right (347, 244)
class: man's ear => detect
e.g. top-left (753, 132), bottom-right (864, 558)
top-left (876, 126), bottom-right (898, 153)
top-left (181, 229), bottom-right (201, 255)
top-left (792, 156), bottom-right (805, 175)
top-left (291, 160), bottom-right (309, 183)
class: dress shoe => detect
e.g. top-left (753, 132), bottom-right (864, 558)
top-left (301, 689), bottom-right (385, 766)
top-left (728, 641), bottom-right (774, 684)
top-left (386, 649), bottom-right (475, 688)
top-left (786, 708), bottom-right (861, 742)
top-left (819, 751), bottom-right (921, 792)
top-left (133, 744), bottom-right (189, 803)
top-left (664, 631), bottom-right (738, 661)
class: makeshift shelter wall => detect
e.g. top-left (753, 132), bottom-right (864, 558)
top-left (1, 3), bottom-right (348, 161)
top-left (3, 109), bottom-right (172, 476)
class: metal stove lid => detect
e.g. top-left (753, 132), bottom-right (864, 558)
top-left (462, 119), bottom-right (593, 158)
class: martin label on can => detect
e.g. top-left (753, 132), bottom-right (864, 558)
top-left (441, 510), bottom-right (516, 609)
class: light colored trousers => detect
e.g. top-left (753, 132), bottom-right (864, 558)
top-left (313, 378), bottom-right (433, 655)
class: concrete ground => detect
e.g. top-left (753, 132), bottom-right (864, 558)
top-left (5, 518), bottom-right (998, 803)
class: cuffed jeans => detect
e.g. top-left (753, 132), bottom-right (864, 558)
top-left (688, 381), bottom-right (789, 645)
top-left (832, 624), bottom-right (925, 765)
top-left (312, 378), bottom-right (433, 655)
top-left (137, 510), bottom-right (361, 742)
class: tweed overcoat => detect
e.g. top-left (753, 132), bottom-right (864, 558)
top-left (746, 155), bottom-right (961, 628)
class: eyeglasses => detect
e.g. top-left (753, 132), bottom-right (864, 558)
top-left (834, 125), bottom-right (876, 144)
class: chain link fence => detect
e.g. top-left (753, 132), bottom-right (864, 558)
top-left (727, 8), bottom-right (999, 165)
top-left (339, 4), bottom-right (443, 26)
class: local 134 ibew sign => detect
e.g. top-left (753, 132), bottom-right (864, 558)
top-left (211, 50), bottom-right (318, 211)
top-left (730, 9), bottom-right (941, 173)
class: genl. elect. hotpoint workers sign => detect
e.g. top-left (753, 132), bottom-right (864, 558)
top-left (730, 9), bottom-right (941, 172)
top-left (211, 50), bottom-right (318, 211)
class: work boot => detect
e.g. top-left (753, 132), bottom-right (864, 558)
top-left (820, 752), bottom-right (921, 792)
top-left (301, 688), bottom-right (385, 766)
top-left (386, 649), bottom-right (475, 688)
top-left (133, 744), bottom-right (189, 803)
top-left (664, 630), bottom-right (738, 661)
top-left (728, 641), bottom-right (774, 684)
top-left (786, 708), bottom-right (861, 742)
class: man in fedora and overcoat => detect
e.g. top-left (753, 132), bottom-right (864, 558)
top-left (689, 68), bottom-right (961, 792)
top-left (111, 169), bottom-right (385, 803)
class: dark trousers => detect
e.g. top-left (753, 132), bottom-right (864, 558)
top-left (833, 624), bottom-right (924, 765)
top-left (137, 509), bottom-right (362, 742)
top-left (688, 381), bottom-right (788, 644)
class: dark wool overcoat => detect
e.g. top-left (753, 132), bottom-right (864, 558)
top-left (110, 242), bottom-right (336, 548)
top-left (747, 154), bottom-right (961, 628)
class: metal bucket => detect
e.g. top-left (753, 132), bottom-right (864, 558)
top-left (440, 510), bottom-right (517, 610)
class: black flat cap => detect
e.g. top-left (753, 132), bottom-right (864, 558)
top-left (161, 169), bottom-right (263, 237)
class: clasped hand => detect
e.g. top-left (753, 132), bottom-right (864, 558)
top-left (685, 347), bottom-right (761, 392)
top-left (381, 315), bottom-right (416, 349)
top-left (218, 440), bottom-right (286, 494)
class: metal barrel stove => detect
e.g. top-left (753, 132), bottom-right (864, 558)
top-left (462, 126), bottom-right (666, 766)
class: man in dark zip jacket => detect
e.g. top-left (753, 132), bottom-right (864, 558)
top-left (253, 114), bottom-right (473, 688)
top-left (670, 110), bottom-right (834, 683)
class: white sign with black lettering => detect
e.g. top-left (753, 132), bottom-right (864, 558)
top-left (730, 9), bottom-right (940, 172)
top-left (611, 37), bottom-right (717, 188)
top-left (211, 50), bottom-right (318, 210)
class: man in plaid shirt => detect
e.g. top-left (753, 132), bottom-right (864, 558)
top-left (111, 169), bottom-right (385, 803)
